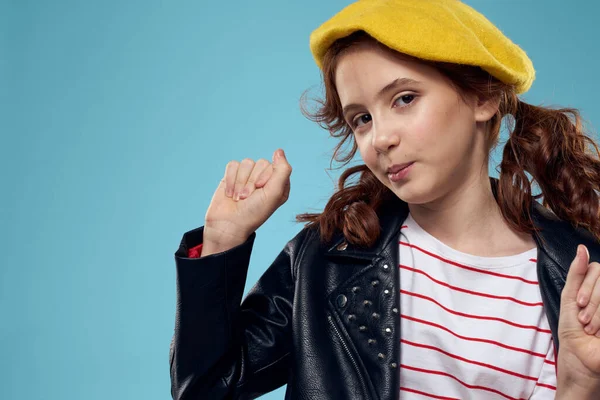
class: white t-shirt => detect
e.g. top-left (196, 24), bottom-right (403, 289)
top-left (399, 213), bottom-right (557, 399)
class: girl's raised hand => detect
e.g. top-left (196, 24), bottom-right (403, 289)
top-left (556, 245), bottom-right (600, 398)
top-left (202, 149), bottom-right (292, 255)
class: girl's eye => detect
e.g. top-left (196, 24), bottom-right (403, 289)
top-left (352, 113), bottom-right (372, 129)
top-left (394, 94), bottom-right (415, 107)
top-left (350, 94), bottom-right (416, 130)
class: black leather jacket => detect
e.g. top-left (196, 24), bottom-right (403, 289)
top-left (169, 178), bottom-right (599, 399)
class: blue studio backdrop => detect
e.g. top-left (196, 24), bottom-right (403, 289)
top-left (2, 0), bottom-right (599, 399)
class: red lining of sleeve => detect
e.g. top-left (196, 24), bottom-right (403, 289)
top-left (188, 243), bottom-right (203, 258)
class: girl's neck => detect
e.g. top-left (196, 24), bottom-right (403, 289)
top-left (407, 175), bottom-right (536, 258)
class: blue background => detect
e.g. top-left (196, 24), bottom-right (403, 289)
top-left (2, 0), bottom-right (599, 399)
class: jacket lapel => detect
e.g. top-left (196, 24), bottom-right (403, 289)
top-left (324, 196), bottom-right (409, 400)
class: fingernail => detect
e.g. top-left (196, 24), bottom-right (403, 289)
top-left (240, 188), bottom-right (249, 199)
top-left (578, 295), bottom-right (587, 306)
top-left (584, 245), bottom-right (590, 260)
top-left (226, 188), bottom-right (233, 197)
top-left (596, 331), bottom-right (600, 338)
top-left (234, 192), bottom-right (239, 201)
top-left (579, 310), bottom-right (589, 323)
top-left (275, 149), bottom-right (284, 160)
top-left (579, 244), bottom-right (590, 260)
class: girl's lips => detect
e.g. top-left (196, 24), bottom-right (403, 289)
top-left (386, 162), bottom-right (413, 174)
top-left (387, 162), bottom-right (414, 182)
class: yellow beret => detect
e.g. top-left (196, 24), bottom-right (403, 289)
top-left (309, 0), bottom-right (535, 94)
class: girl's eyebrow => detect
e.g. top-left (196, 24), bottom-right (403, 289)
top-left (342, 77), bottom-right (422, 120)
top-left (376, 77), bottom-right (422, 98)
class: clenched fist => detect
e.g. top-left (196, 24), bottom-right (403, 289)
top-left (202, 149), bottom-right (292, 256)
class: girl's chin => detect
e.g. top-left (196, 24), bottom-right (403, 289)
top-left (389, 183), bottom-right (435, 206)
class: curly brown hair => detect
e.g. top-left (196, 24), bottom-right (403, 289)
top-left (296, 31), bottom-right (600, 248)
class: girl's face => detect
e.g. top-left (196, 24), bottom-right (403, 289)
top-left (334, 42), bottom-right (497, 206)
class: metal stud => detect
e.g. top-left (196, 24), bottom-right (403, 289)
top-left (377, 353), bottom-right (385, 360)
top-left (363, 300), bottom-right (372, 307)
top-left (390, 363), bottom-right (398, 369)
top-left (336, 294), bottom-right (348, 308)
top-left (359, 325), bottom-right (367, 332)
top-left (352, 286), bottom-right (361, 293)
top-left (382, 264), bottom-right (390, 270)
top-left (383, 289), bottom-right (390, 295)
top-left (337, 242), bottom-right (348, 251)
top-left (385, 327), bottom-right (392, 334)
top-left (368, 339), bottom-right (377, 345)
top-left (371, 280), bottom-right (379, 287)
top-left (348, 314), bottom-right (356, 322)
top-left (372, 313), bottom-right (380, 320)
top-left (392, 308), bottom-right (398, 314)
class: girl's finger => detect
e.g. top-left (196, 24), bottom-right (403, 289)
top-left (584, 301), bottom-right (600, 335)
top-left (233, 158), bottom-right (255, 201)
top-left (255, 164), bottom-right (274, 188)
top-left (239, 159), bottom-right (270, 199)
top-left (579, 274), bottom-right (600, 327)
top-left (562, 245), bottom-right (590, 307)
top-left (577, 262), bottom-right (600, 308)
top-left (224, 160), bottom-right (240, 198)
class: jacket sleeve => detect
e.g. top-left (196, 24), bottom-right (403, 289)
top-left (169, 225), bottom-right (310, 400)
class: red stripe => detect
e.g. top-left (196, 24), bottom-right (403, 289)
top-left (401, 290), bottom-right (551, 333)
top-left (399, 387), bottom-right (459, 400)
top-left (401, 339), bottom-right (538, 382)
top-left (536, 382), bottom-right (557, 391)
top-left (401, 314), bottom-right (546, 358)
top-left (401, 225), bottom-right (408, 229)
top-left (401, 364), bottom-right (523, 400)
top-left (399, 241), bottom-right (538, 284)
top-left (400, 265), bottom-right (544, 307)
top-left (544, 359), bottom-right (556, 366)
top-left (529, 258), bottom-right (537, 262)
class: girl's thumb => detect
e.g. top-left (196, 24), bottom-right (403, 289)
top-left (274, 149), bottom-right (287, 164)
top-left (270, 148), bottom-right (292, 179)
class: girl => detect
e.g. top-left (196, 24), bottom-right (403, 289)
top-left (170, 0), bottom-right (600, 398)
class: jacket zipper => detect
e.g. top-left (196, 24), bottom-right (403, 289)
top-left (327, 314), bottom-right (371, 398)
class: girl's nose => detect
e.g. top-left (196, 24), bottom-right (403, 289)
top-left (371, 120), bottom-right (400, 154)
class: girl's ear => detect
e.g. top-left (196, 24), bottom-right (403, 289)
top-left (474, 95), bottom-right (501, 123)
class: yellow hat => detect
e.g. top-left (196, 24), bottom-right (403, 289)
top-left (310, 0), bottom-right (535, 93)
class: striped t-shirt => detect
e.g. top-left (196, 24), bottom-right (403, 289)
top-left (399, 213), bottom-right (557, 399)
